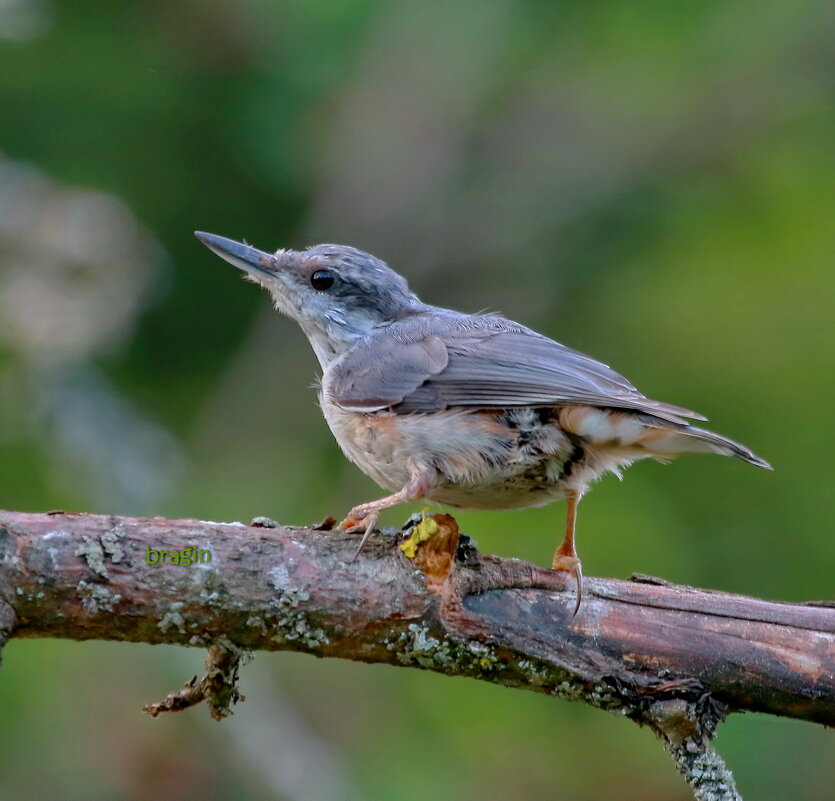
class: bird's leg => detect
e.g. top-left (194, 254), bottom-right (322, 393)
top-left (338, 468), bottom-right (435, 558)
top-left (551, 490), bottom-right (584, 616)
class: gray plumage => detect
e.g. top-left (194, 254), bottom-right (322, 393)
top-left (328, 312), bottom-right (705, 422)
top-left (195, 233), bottom-right (770, 471)
top-left (196, 232), bottom-right (771, 612)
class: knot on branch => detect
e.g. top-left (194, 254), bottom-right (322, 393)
top-left (401, 512), bottom-right (461, 591)
top-left (143, 639), bottom-right (251, 721)
top-left (401, 512), bottom-right (571, 603)
top-left (644, 693), bottom-right (740, 801)
top-left (644, 691), bottom-right (728, 745)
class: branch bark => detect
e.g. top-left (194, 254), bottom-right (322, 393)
top-left (1, 509), bottom-right (833, 800)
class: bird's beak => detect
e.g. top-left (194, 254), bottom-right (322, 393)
top-left (194, 231), bottom-right (275, 278)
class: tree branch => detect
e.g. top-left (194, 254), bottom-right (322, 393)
top-left (1, 509), bottom-right (832, 800)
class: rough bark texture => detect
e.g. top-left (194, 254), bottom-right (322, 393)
top-left (1, 508), bottom-right (833, 799)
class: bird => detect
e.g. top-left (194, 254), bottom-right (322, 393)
top-left (195, 232), bottom-right (771, 613)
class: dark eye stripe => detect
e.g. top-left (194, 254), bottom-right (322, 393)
top-left (311, 269), bottom-right (335, 291)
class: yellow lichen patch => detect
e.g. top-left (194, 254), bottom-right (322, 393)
top-left (399, 513), bottom-right (439, 559)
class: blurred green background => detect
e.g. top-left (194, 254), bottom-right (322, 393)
top-left (0, 1), bottom-right (833, 799)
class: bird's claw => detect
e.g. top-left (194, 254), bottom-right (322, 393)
top-left (337, 509), bottom-right (380, 559)
top-left (551, 554), bottom-right (583, 617)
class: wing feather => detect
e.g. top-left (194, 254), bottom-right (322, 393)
top-left (330, 334), bottom-right (448, 412)
top-left (325, 312), bottom-right (706, 423)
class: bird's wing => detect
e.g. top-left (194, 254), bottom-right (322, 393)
top-left (325, 331), bottom-right (449, 411)
top-left (326, 312), bottom-right (706, 424)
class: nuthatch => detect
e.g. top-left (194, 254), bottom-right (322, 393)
top-left (196, 232), bottom-right (771, 613)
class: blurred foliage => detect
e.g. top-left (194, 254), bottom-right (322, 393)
top-left (0, 1), bottom-right (833, 799)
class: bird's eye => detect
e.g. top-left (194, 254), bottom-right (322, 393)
top-left (310, 269), bottom-right (335, 291)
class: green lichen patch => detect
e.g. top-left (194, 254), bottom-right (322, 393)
top-left (77, 580), bottom-right (121, 614)
top-left (245, 615), bottom-right (268, 634)
top-left (269, 588), bottom-right (329, 649)
top-left (158, 603), bottom-right (187, 634)
top-left (551, 678), bottom-right (622, 711)
top-left (387, 623), bottom-right (503, 674)
top-left (386, 624), bottom-right (623, 712)
top-left (199, 588), bottom-right (222, 606)
top-left (74, 537), bottom-right (109, 579)
top-left (74, 525), bottom-right (127, 580)
top-left (100, 525), bottom-right (126, 563)
top-left (250, 516), bottom-right (279, 528)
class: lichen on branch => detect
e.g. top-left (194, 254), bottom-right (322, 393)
top-left (0, 508), bottom-right (833, 801)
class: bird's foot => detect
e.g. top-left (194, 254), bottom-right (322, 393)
top-left (336, 504), bottom-right (378, 533)
top-left (551, 552), bottom-right (583, 617)
top-left (337, 506), bottom-right (380, 559)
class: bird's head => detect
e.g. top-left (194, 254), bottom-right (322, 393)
top-left (195, 233), bottom-right (420, 366)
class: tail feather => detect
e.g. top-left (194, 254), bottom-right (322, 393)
top-left (558, 406), bottom-right (772, 470)
top-left (643, 424), bottom-right (772, 470)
